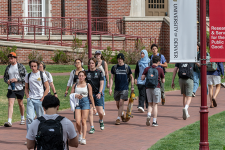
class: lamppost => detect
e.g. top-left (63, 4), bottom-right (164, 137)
top-left (87, 0), bottom-right (92, 59)
top-left (199, 0), bottom-right (209, 149)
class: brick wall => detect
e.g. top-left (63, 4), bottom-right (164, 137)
top-left (12, 0), bottom-right (23, 17)
top-left (0, 0), bottom-right (8, 17)
top-left (106, 0), bottom-right (131, 17)
top-left (162, 22), bottom-right (170, 62)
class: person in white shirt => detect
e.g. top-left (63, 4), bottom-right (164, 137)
top-left (25, 60), bottom-right (50, 134)
top-left (39, 61), bottom-right (57, 97)
top-left (26, 95), bottom-right (78, 150)
top-left (3, 52), bottom-right (27, 127)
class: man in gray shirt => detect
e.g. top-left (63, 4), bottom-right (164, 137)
top-left (3, 52), bottom-right (27, 127)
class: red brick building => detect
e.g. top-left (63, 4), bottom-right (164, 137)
top-left (0, 0), bottom-right (207, 63)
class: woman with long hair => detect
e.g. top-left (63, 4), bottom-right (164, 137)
top-left (70, 71), bottom-right (96, 145)
top-left (94, 51), bottom-right (109, 115)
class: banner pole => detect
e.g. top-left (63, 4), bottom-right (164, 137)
top-left (199, 0), bottom-right (209, 149)
top-left (87, 0), bottom-right (92, 59)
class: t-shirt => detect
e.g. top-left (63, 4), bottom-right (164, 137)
top-left (86, 69), bottom-right (104, 94)
top-left (175, 63), bottom-right (194, 80)
top-left (25, 71), bottom-right (48, 99)
top-left (26, 114), bottom-right (77, 150)
top-left (44, 71), bottom-right (53, 93)
top-left (150, 53), bottom-right (167, 69)
top-left (111, 64), bottom-right (132, 91)
top-left (142, 65), bottom-right (165, 88)
top-left (8, 63), bottom-right (23, 91)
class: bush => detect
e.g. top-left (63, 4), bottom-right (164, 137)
top-left (28, 50), bottom-right (43, 62)
top-left (0, 46), bottom-right (17, 64)
top-left (102, 46), bottom-right (113, 64)
top-left (110, 50), bottom-right (119, 64)
top-left (51, 50), bottom-right (73, 64)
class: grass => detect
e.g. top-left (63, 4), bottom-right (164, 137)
top-left (0, 72), bottom-right (179, 126)
top-left (149, 111), bottom-right (225, 150)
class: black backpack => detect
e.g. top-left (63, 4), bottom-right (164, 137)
top-left (149, 54), bottom-right (166, 74)
top-left (178, 63), bottom-right (192, 79)
top-left (35, 116), bottom-right (68, 150)
top-left (145, 66), bottom-right (159, 88)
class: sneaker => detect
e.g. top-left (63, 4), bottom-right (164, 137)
top-left (192, 92), bottom-right (196, 97)
top-left (20, 119), bottom-right (25, 125)
top-left (95, 112), bottom-right (99, 116)
top-left (146, 116), bottom-right (151, 126)
top-left (212, 98), bottom-right (217, 107)
top-left (99, 121), bottom-right (104, 130)
top-left (89, 128), bottom-right (95, 134)
top-left (162, 98), bottom-right (166, 105)
top-left (115, 119), bottom-right (120, 125)
top-left (183, 108), bottom-right (188, 120)
top-left (103, 110), bottom-right (105, 116)
top-left (152, 122), bottom-right (158, 127)
top-left (80, 139), bottom-right (86, 145)
top-left (121, 111), bottom-right (126, 122)
top-left (4, 122), bottom-right (12, 127)
top-left (78, 134), bottom-right (83, 143)
top-left (138, 107), bottom-right (145, 113)
top-left (24, 142), bottom-right (27, 145)
top-left (187, 114), bottom-right (190, 118)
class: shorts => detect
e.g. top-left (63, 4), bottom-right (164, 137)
top-left (7, 89), bottom-right (24, 99)
top-left (179, 78), bottom-right (193, 97)
top-left (92, 94), bottom-right (103, 106)
top-left (114, 90), bottom-right (129, 101)
top-left (76, 97), bottom-right (90, 110)
top-left (146, 88), bottom-right (161, 103)
top-left (207, 75), bottom-right (221, 85)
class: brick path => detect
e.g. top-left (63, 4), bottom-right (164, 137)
top-left (1, 87), bottom-right (225, 150)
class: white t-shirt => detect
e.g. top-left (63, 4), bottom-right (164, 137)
top-left (26, 114), bottom-right (77, 150)
top-left (8, 63), bottom-right (23, 91)
top-left (44, 71), bottom-right (53, 93)
top-left (25, 71), bottom-right (48, 99)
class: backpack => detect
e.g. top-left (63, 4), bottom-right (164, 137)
top-left (35, 116), bottom-right (68, 150)
top-left (178, 63), bottom-right (192, 79)
top-left (28, 71), bottom-right (45, 91)
top-left (73, 69), bottom-right (78, 84)
top-left (101, 60), bottom-right (105, 70)
top-left (113, 64), bottom-right (131, 84)
top-left (206, 55), bottom-right (218, 71)
top-left (145, 66), bottom-right (159, 88)
top-left (149, 54), bottom-right (166, 74)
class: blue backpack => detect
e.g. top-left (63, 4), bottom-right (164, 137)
top-left (145, 66), bottom-right (158, 88)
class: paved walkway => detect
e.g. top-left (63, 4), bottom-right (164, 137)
top-left (1, 87), bottom-right (225, 150)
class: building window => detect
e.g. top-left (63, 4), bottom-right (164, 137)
top-left (28, 0), bottom-right (44, 18)
top-left (145, 0), bottom-right (168, 16)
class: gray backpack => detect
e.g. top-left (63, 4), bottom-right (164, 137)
top-left (145, 66), bottom-right (158, 88)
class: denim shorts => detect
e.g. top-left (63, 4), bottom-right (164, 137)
top-left (93, 94), bottom-right (103, 106)
top-left (76, 97), bottom-right (90, 110)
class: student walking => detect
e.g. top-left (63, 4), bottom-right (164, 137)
top-left (3, 52), bottom-right (27, 127)
top-left (171, 63), bottom-right (194, 120)
top-left (141, 56), bottom-right (165, 127)
top-left (86, 57), bottom-right (104, 134)
top-left (39, 61), bottom-right (57, 97)
top-left (26, 95), bottom-right (78, 150)
top-left (134, 50), bottom-right (150, 112)
top-left (207, 62), bottom-right (224, 108)
top-left (70, 71), bottom-right (96, 145)
top-left (149, 44), bottom-right (168, 105)
top-left (25, 60), bottom-right (50, 133)
top-left (109, 53), bottom-right (134, 125)
top-left (95, 51), bottom-right (109, 115)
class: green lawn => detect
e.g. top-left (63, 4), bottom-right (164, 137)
top-left (0, 72), bottom-right (179, 126)
top-left (149, 111), bottom-right (225, 150)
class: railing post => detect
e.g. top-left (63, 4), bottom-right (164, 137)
top-left (49, 29), bottom-right (50, 45)
top-left (22, 26), bottom-right (24, 41)
top-left (18, 17), bottom-right (19, 35)
top-left (7, 23), bottom-right (8, 41)
top-left (112, 34), bottom-right (114, 51)
top-left (100, 34), bottom-right (102, 50)
top-left (45, 18), bottom-right (46, 35)
top-left (61, 28), bottom-right (63, 46)
top-left (33, 25), bottom-right (36, 44)
top-left (95, 18), bottom-right (97, 32)
top-left (70, 18), bottom-right (72, 35)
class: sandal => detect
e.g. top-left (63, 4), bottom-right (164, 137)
top-left (212, 98), bottom-right (217, 107)
top-left (210, 105), bottom-right (214, 108)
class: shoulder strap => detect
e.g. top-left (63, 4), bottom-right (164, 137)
top-left (40, 71), bottom-right (45, 91)
top-left (159, 54), bottom-right (162, 58)
top-left (54, 115), bottom-right (65, 122)
top-left (101, 60), bottom-right (105, 70)
top-left (86, 83), bottom-right (89, 97)
top-left (28, 73), bottom-right (31, 89)
top-left (113, 64), bottom-right (118, 73)
top-left (45, 71), bottom-right (50, 79)
top-left (37, 116), bottom-right (46, 123)
top-left (125, 64), bottom-right (129, 75)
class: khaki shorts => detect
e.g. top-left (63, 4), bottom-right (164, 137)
top-left (114, 90), bottom-right (129, 101)
top-left (146, 88), bottom-right (161, 103)
top-left (179, 78), bottom-right (193, 97)
top-left (207, 75), bottom-right (221, 85)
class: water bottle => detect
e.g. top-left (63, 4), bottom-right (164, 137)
top-left (10, 81), bottom-right (15, 91)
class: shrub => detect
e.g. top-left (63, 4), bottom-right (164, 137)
top-left (110, 50), bottom-right (119, 64)
top-left (102, 46), bottom-right (113, 64)
top-left (0, 46), bottom-right (17, 64)
top-left (51, 50), bottom-right (73, 64)
top-left (28, 50), bottom-right (43, 62)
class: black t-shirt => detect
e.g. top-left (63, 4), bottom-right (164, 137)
top-left (86, 69), bottom-right (104, 94)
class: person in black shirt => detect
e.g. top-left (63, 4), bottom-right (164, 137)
top-left (86, 57), bottom-right (104, 134)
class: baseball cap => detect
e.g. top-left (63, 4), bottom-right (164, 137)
top-left (117, 53), bottom-right (124, 61)
top-left (95, 51), bottom-right (102, 55)
top-left (8, 52), bottom-right (17, 58)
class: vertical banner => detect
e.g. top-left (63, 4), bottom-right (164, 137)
top-left (170, 0), bottom-right (197, 63)
top-left (209, 0), bottom-right (225, 62)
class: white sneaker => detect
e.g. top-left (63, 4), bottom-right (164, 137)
top-left (183, 108), bottom-right (188, 120)
top-left (80, 139), bottom-right (86, 145)
top-left (146, 116), bottom-right (151, 126)
top-left (138, 107), bottom-right (145, 113)
top-left (95, 112), bottom-right (99, 116)
top-left (187, 114), bottom-right (190, 118)
top-left (103, 110), bottom-right (105, 116)
top-left (20, 119), bottom-right (25, 125)
top-left (24, 142), bottom-right (27, 145)
top-left (78, 134), bottom-right (83, 143)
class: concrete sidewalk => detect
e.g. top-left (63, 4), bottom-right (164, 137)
top-left (1, 87), bottom-right (225, 150)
